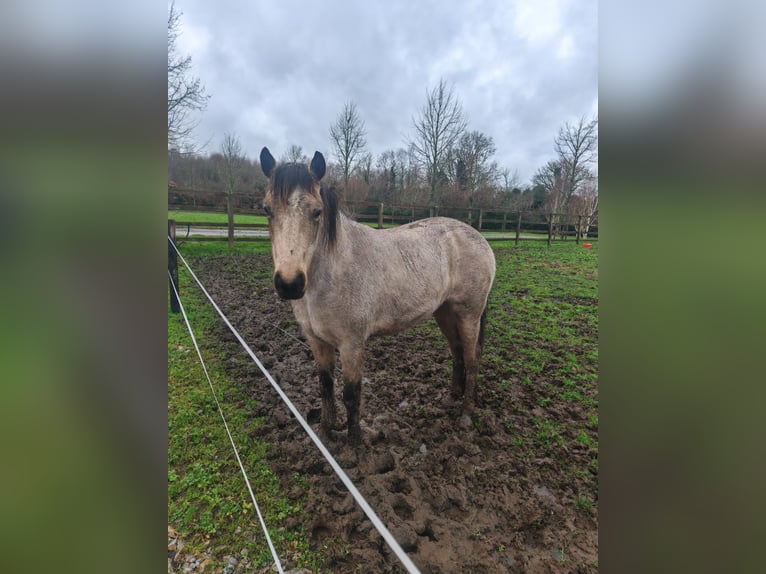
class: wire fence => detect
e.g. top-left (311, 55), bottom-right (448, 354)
top-left (169, 269), bottom-right (284, 573)
top-left (168, 236), bottom-right (421, 574)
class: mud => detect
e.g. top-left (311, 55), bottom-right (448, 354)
top-left (190, 251), bottom-right (597, 573)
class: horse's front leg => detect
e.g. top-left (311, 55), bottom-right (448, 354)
top-left (339, 344), bottom-right (365, 445)
top-left (308, 338), bottom-right (337, 437)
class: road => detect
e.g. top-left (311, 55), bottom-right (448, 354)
top-left (176, 225), bottom-right (579, 243)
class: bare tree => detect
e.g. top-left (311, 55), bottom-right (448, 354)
top-left (168, 1), bottom-right (210, 150)
top-left (410, 79), bottom-right (467, 207)
top-left (282, 145), bottom-right (307, 164)
top-left (220, 132), bottom-right (242, 248)
top-left (496, 167), bottom-right (521, 205)
top-left (568, 176), bottom-right (599, 239)
top-left (452, 131), bottom-right (497, 214)
top-left (330, 101), bottom-right (368, 188)
top-left (376, 150), bottom-right (397, 203)
top-left (533, 160), bottom-right (570, 241)
top-left (554, 115), bottom-right (598, 201)
top-left (358, 152), bottom-right (373, 184)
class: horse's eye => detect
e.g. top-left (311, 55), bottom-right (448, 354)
top-left (263, 205), bottom-right (272, 217)
top-left (312, 208), bottom-right (322, 220)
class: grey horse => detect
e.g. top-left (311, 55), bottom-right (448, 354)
top-left (260, 147), bottom-right (496, 444)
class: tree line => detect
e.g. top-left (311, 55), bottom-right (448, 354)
top-left (168, 4), bottom-right (597, 228)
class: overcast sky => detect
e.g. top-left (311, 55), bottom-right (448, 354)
top-left (175, 0), bottom-right (597, 185)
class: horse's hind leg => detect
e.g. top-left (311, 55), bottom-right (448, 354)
top-left (434, 303), bottom-right (465, 399)
top-left (455, 307), bottom-right (487, 422)
top-left (308, 338), bottom-right (337, 436)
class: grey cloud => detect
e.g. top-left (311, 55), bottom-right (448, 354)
top-left (177, 0), bottom-right (597, 183)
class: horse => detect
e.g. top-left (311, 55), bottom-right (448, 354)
top-left (259, 147), bottom-right (496, 444)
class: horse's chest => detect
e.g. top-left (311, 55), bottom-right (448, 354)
top-left (291, 299), bottom-right (346, 346)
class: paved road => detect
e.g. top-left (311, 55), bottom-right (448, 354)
top-left (181, 226), bottom-right (270, 237)
top-left (180, 226), bottom-right (553, 241)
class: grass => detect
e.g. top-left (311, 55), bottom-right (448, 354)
top-left (168, 262), bottom-right (323, 571)
top-left (168, 209), bottom-right (268, 225)
top-left (482, 240), bottom-right (598, 494)
top-left (168, 237), bottom-right (598, 566)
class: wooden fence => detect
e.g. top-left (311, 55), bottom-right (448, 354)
top-left (168, 188), bottom-right (598, 245)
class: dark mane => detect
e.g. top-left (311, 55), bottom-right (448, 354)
top-left (319, 183), bottom-right (339, 247)
top-left (272, 163), bottom-right (314, 204)
top-left (271, 162), bottom-right (340, 248)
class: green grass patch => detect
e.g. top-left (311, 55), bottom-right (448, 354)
top-left (171, 240), bottom-right (272, 258)
top-left (168, 209), bottom-right (268, 225)
top-left (482, 241), bottom-right (598, 479)
top-left (168, 255), bottom-right (322, 570)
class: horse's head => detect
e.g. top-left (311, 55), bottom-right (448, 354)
top-left (260, 147), bottom-right (338, 300)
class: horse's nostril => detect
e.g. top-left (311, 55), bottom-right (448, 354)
top-left (274, 271), bottom-right (306, 300)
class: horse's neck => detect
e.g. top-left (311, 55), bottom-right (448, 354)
top-left (314, 212), bottom-right (368, 274)
top-left (339, 212), bottom-right (374, 248)
top-left (339, 211), bottom-right (368, 237)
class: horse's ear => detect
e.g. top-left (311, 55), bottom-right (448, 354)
top-left (260, 147), bottom-right (276, 177)
top-left (309, 151), bottom-right (326, 181)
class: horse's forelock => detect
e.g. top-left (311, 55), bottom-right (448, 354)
top-left (272, 163), bottom-right (315, 204)
top-left (271, 164), bottom-right (339, 248)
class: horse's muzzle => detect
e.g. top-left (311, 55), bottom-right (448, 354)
top-left (274, 271), bottom-right (306, 300)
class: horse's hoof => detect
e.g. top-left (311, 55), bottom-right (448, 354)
top-left (307, 407), bottom-right (322, 424)
top-left (337, 445), bottom-right (359, 468)
top-left (459, 414), bottom-right (473, 429)
top-left (347, 425), bottom-right (363, 447)
top-left (319, 426), bottom-right (334, 443)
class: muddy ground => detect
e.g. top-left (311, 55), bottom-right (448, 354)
top-left (189, 250), bottom-right (597, 573)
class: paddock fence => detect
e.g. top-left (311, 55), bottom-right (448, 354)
top-left (168, 188), bottom-right (598, 244)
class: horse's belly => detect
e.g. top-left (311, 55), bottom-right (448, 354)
top-left (369, 300), bottom-right (440, 337)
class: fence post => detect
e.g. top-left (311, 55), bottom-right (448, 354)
top-left (576, 215), bottom-right (582, 242)
top-left (547, 214), bottom-right (553, 247)
top-left (478, 209), bottom-right (483, 231)
top-left (378, 202), bottom-right (384, 229)
top-left (515, 212), bottom-right (522, 246)
top-left (227, 192), bottom-right (235, 248)
top-left (502, 211), bottom-right (507, 232)
top-left (168, 220), bottom-right (180, 314)
top-left (411, 207), bottom-right (415, 223)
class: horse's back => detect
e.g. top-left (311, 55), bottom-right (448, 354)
top-left (304, 216), bottom-right (494, 342)
top-left (385, 217), bottom-right (495, 306)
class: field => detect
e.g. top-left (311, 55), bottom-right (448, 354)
top-left (167, 210), bottom-right (269, 225)
top-left (168, 239), bottom-right (598, 573)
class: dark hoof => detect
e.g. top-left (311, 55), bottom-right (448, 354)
top-left (347, 425), bottom-right (363, 446)
top-left (319, 426), bottom-right (336, 444)
top-left (307, 407), bottom-right (322, 424)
